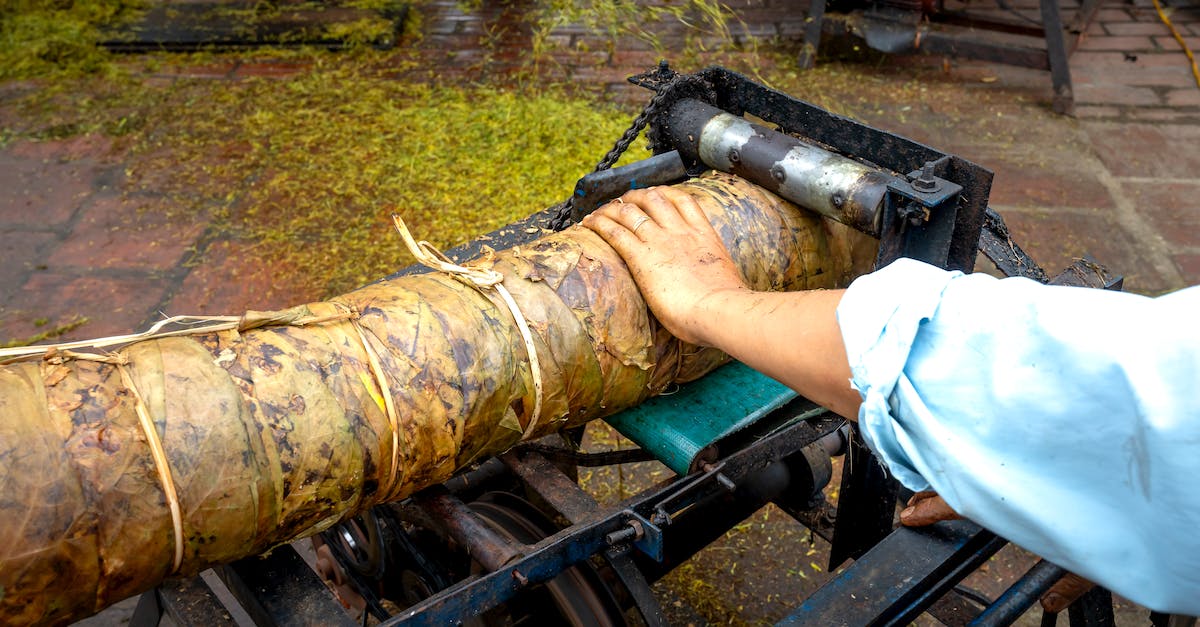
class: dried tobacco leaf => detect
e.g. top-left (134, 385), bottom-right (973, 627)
top-left (0, 173), bottom-right (876, 625)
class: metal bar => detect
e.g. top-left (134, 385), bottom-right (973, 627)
top-left (1068, 0), bottom-right (1104, 38)
top-left (979, 207), bottom-right (1050, 282)
top-left (514, 443), bottom-right (656, 467)
top-left (800, 0), bottom-right (828, 68)
top-left (153, 577), bottom-right (238, 627)
top-left (692, 67), bottom-right (991, 272)
top-left (969, 560), bottom-right (1067, 626)
top-left (378, 508), bottom-right (649, 626)
top-left (829, 428), bottom-right (897, 569)
top-left (413, 486), bottom-right (526, 571)
top-left (605, 545), bottom-right (669, 627)
top-left (926, 588), bottom-right (989, 627)
top-left (1039, 0), bottom-right (1076, 114)
top-left (783, 521), bottom-right (1003, 626)
top-left (916, 30), bottom-right (1052, 69)
top-left (569, 150), bottom-right (688, 220)
top-left (931, 11), bottom-right (1047, 37)
top-left (500, 449), bottom-right (601, 525)
top-left (665, 98), bottom-right (891, 235)
top-left (1066, 585), bottom-right (1115, 627)
top-left (215, 545), bottom-right (357, 627)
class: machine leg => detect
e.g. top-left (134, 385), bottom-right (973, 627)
top-left (1040, 0), bottom-right (1075, 114)
top-left (800, 0), bottom-right (828, 69)
top-left (828, 427), bottom-right (898, 568)
top-left (1067, 586), bottom-right (1115, 627)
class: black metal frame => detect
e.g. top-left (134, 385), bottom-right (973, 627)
top-left (130, 66), bottom-right (1136, 627)
top-left (798, 0), bottom-right (1102, 114)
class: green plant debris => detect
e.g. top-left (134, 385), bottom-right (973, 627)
top-left (1, 316), bottom-right (89, 348)
top-left (0, 0), bottom-right (147, 79)
top-left (3, 53), bottom-right (645, 296)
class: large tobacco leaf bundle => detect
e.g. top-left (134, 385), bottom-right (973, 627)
top-left (0, 174), bottom-right (875, 624)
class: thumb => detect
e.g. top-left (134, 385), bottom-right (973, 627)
top-left (899, 492), bottom-right (963, 527)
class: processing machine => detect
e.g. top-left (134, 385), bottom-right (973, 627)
top-left (127, 64), bottom-right (1163, 627)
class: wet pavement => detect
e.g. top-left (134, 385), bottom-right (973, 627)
top-left (3, 0), bottom-right (1197, 624)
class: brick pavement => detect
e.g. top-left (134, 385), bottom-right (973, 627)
top-left (1, 0), bottom-right (1197, 624)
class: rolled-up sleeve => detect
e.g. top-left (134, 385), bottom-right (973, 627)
top-left (836, 258), bottom-right (1200, 614)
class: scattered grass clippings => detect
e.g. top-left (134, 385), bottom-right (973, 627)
top-left (0, 316), bottom-right (89, 349)
top-left (145, 68), bottom-right (640, 295)
top-left (4, 52), bottom-right (644, 297)
top-left (0, 0), bottom-right (147, 80)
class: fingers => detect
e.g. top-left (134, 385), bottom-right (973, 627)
top-left (585, 197), bottom-right (658, 241)
top-left (582, 211), bottom-right (646, 258)
top-left (1040, 573), bottom-right (1095, 613)
top-left (899, 492), bottom-right (963, 527)
top-left (644, 186), bottom-right (712, 230)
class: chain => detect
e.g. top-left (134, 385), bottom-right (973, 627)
top-left (979, 207), bottom-right (1049, 282)
top-left (547, 73), bottom-right (686, 231)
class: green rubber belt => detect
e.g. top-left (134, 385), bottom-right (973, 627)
top-left (604, 361), bottom-right (799, 475)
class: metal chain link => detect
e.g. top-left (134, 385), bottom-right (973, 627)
top-left (547, 74), bottom-right (685, 231)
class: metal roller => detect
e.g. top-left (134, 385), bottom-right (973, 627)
top-left (665, 98), bottom-right (893, 235)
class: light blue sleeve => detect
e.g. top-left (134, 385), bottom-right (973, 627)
top-left (836, 258), bottom-right (1200, 614)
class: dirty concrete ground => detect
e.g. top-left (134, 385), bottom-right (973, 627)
top-left (2, 0), bottom-right (1198, 624)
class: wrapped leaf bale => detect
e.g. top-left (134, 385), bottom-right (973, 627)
top-left (0, 173), bottom-right (876, 625)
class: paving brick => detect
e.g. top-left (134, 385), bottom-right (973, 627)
top-left (1104, 21), bottom-right (1171, 36)
top-left (1072, 65), bottom-right (1200, 88)
top-left (1073, 104), bottom-right (1125, 118)
top-left (1073, 83), bottom-right (1162, 106)
top-left (0, 229), bottom-right (58, 297)
top-left (6, 134), bottom-right (117, 163)
top-left (1001, 207), bottom-right (1173, 294)
top-left (1128, 107), bottom-right (1200, 122)
top-left (47, 196), bottom-right (207, 272)
top-left (1174, 252), bottom-right (1200, 284)
top-left (986, 151), bottom-right (1118, 209)
top-left (0, 152), bottom-right (98, 226)
top-left (1124, 180), bottom-right (1200, 248)
top-left (1152, 35), bottom-right (1200, 49)
top-left (231, 60), bottom-right (312, 79)
top-left (0, 271), bottom-right (167, 345)
top-left (1094, 8), bottom-right (1135, 21)
top-left (1165, 87), bottom-right (1200, 106)
top-left (1076, 35), bottom-right (1157, 50)
top-left (166, 239), bottom-right (323, 315)
top-left (152, 61), bottom-right (238, 79)
top-left (1072, 50), bottom-right (1192, 67)
top-left (1084, 121), bottom-right (1200, 178)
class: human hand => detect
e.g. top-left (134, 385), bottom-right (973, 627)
top-left (582, 186), bottom-right (749, 346)
top-left (899, 491), bottom-right (1095, 613)
top-left (899, 491), bottom-right (962, 526)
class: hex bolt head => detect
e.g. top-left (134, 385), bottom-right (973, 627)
top-left (912, 160), bottom-right (941, 192)
top-left (728, 148), bottom-right (741, 164)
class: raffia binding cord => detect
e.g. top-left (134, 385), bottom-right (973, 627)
top-left (338, 306), bottom-right (405, 498)
top-left (49, 351), bottom-right (187, 574)
top-left (0, 307), bottom-right (382, 567)
top-left (391, 214), bottom-right (545, 439)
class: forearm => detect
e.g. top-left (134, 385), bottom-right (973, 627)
top-left (693, 287), bottom-right (861, 420)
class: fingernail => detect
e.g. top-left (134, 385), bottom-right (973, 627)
top-left (900, 506), bottom-right (915, 519)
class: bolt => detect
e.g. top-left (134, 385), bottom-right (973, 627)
top-left (716, 472), bottom-right (737, 492)
top-left (911, 161), bottom-right (941, 193)
top-left (606, 525), bottom-right (638, 546)
top-left (770, 164), bottom-right (786, 183)
top-left (512, 570), bottom-right (528, 586)
top-left (831, 193), bottom-right (845, 208)
top-left (606, 520), bottom-right (645, 546)
top-left (728, 148), bottom-right (740, 164)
